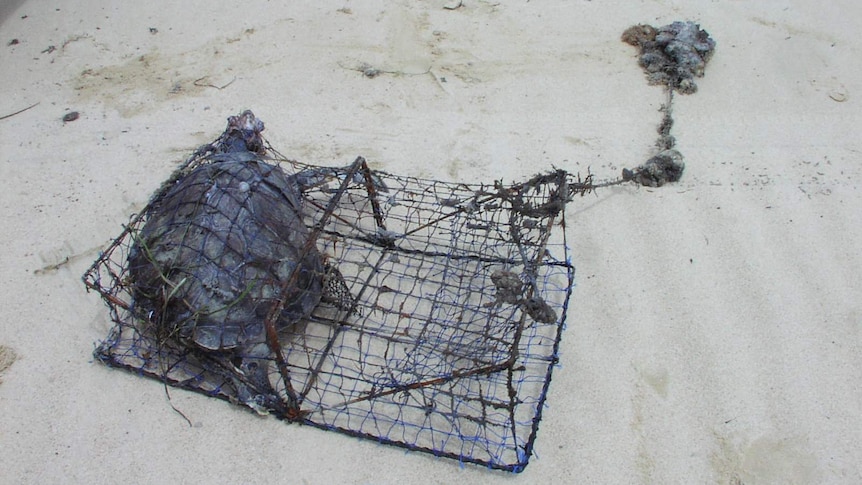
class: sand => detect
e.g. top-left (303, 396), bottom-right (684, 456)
top-left (1, 1), bottom-right (860, 483)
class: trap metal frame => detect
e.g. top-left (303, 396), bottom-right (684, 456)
top-left (84, 144), bottom-right (585, 472)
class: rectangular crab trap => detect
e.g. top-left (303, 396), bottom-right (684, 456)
top-left (84, 138), bottom-right (583, 472)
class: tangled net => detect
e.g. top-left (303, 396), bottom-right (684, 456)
top-left (84, 119), bottom-right (585, 471)
top-left (84, 18), bottom-right (713, 470)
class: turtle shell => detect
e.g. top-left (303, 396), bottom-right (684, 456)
top-left (128, 152), bottom-right (324, 351)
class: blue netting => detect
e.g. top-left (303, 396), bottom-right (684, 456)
top-left (84, 133), bottom-right (579, 472)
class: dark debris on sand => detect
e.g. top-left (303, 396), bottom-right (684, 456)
top-left (622, 21), bottom-right (716, 94)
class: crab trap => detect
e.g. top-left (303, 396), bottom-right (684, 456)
top-left (83, 112), bottom-right (583, 472)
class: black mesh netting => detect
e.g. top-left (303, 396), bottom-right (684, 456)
top-left (84, 133), bottom-right (582, 472)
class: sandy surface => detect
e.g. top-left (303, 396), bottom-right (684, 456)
top-left (1, 1), bottom-right (860, 483)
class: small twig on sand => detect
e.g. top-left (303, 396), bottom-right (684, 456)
top-left (339, 61), bottom-right (430, 79)
top-left (0, 102), bottom-right (39, 121)
top-left (193, 76), bottom-right (236, 90)
top-left (34, 257), bottom-right (70, 275)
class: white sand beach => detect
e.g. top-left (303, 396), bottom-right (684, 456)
top-left (1, 1), bottom-right (860, 483)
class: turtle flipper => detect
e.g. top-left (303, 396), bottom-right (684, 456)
top-left (322, 264), bottom-right (359, 315)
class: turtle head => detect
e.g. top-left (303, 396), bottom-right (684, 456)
top-left (217, 110), bottom-right (266, 155)
top-left (229, 342), bottom-right (286, 415)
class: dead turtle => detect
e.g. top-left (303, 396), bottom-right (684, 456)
top-left (127, 110), bottom-right (359, 414)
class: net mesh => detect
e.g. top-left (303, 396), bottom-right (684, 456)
top-left (84, 143), bottom-right (578, 472)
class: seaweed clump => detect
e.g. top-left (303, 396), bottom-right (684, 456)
top-left (623, 149), bottom-right (684, 187)
top-left (619, 21), bottom-right (716, 187)
top-left (622, 21), bottom-right (716, 94)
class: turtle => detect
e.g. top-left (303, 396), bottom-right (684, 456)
top-left (127, 110), bottom-right (361, 414)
